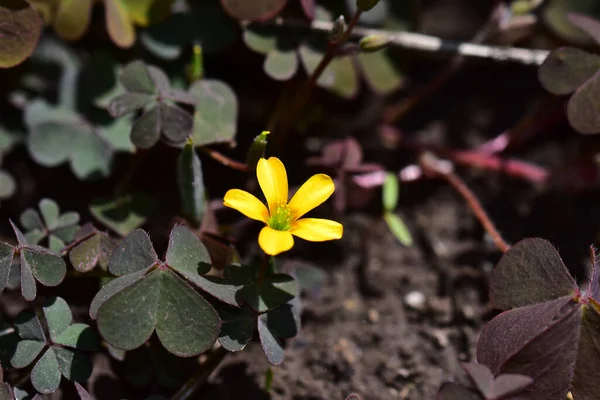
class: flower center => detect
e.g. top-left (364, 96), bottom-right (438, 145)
top-left (267, 203), bottom-right (294, 231)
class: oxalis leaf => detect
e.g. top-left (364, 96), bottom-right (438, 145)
top-left (435, 383), bottom-right (481, 400)
top-left (96, 269), bottom-right (220, 356)
top-left (69, 224), bottom-right (118, 272)
top-left (538, 47), bottom-right (600, 95)
top-left (538, 46), bottom-right (600, 134)
top-left (24, 100), bottom-right (127, 180)
top-left (572, 302), bottom-right (600, 400)
top-left (42, 297), bottom-right (98, 350)
top-left (108, 60), bottom-right (195, 149)
top-left (140, 1), bottom-right (237, 60)
top-left (477, 296), bottom-right (580, 400)
top-left (19, 198), bottom-right (80, 254)
top-left (461, 362), bottom-right (533, 399)
top-left (214, 298), bottom-right (299, 365)
top-left (490, 238), bottom-right (577, 309)
top-left (476, 238), bottom-right (600, 400)
top-left (0, 0), bottom-right (42, 69)
top-left (242, 5), bottom-right (403, 98)
top-left (0, 241), bottom-right (15, 294)
top-left (542, 0), bottom-right (600, 45)
top-left (52, 0), bottom-right (170, 48)
top-left (0, 170), bottom-right (16, 201)
top-left (0, 383), bottom-right (12, 400)
top-left (89, 193), bottom-right (157, 237)
top-left (188, 79), bottom-right (238, 146)
top-left (567, 70), bottom-right (600, 134)
top-left (11, 298), bottom-right (97, 394)
top-left (357, 49), bottom-right (404, 94)
top-left (221, 0), bottom-right (287, 22)
top-left (258, 304), bottom-right (299, 365)
top-left (93, 225), bottom-right (220, 356)
top-left (6, 220), bottom-right (66, 301)
top-left (162, 224), bottom-right (239, 305)
top-left (195, 261), bottom-right (298, 311)
top-left (108, 229), bottom-right (158, 276)
top-left (214, 302), bottom-right (254, 352)
top-left (30, 348), bottom-right (61, 394)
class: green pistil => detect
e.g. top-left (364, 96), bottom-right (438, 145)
top-left (267, 204), bottom-right (294, 231)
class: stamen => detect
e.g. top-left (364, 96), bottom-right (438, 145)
top-left (267, 203), bottom-right (294, 231)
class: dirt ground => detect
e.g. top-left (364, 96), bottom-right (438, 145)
top-left (3, 1), bottom-right (600, 399)
top-left (196, 61), bottom-right (600, 399)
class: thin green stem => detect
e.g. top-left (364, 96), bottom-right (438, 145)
top-left (257, 253), bottom-right (271, 286)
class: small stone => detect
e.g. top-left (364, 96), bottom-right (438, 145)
top-left (367, 309), bottom-right (380, 323)
top-left (404, 291), bottom-right (426, 311)
top-left (462, 305), bottom-right (476, 320)
top-left (429, 329), bottom-right (449, 348)
top-left (343, 298), bottom-right (359, 312)
top-left (397, 368), bottom-right (410, 378)
top-left (335, 337), bottom-right (359, 364)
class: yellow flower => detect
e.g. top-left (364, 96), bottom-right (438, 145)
top-left (223, 157), bottom-right (343, 256)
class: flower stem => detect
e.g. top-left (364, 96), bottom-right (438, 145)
top-left (200, 147), bottom-right (250, 172)
top-left (419, 153), bottom-right (510, 253)
top-left (272, 9), bottom-right (363, 148)
top-left (257, 254), bottom-right (271, 286)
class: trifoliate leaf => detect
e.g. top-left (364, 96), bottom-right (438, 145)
top-left (0, 0), bottom-right (42, 69)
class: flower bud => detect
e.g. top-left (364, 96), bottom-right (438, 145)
top-left (330, 15), bottom-right (346, 42)
top-left (186, 44), bottom-right (204, 82)
top-left (356, 0), bottom-right (380, 12)
top-left (359, 35), bottom-right (390, 52)
top-left (246, 130), bottom-right (270, 169)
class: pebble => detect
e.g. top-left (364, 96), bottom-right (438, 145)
top-left (429, 329), bottom-right (449, 348)
top-left (367, 309), bottom-right (380, 323)
top-left (343, 298), bottom-right (359, 312)
top-left (335, 337), bottom-right (360, 364)
top-left (404, 291), bottom-right (426, 311)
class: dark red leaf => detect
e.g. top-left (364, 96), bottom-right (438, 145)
top-left (477, 296), bottom-right (580, 400)
top-left (462, 363), bottom-right (494, 397)
top-left (347, 163), bottom-right (382, 174)
top-left (568, 13), bottom-right (600, 46)
top-left (490, 374), bottom-right (533, 399)
top-left (300, 0), bottom-right (315, 20)
top-left (221, 0), bottom-right (287, 22)
top-left (538, 47), bottom-right (600, 96)
top-left (567, 70), bottom-right (600, 134)
top-left (131, 106), bottom-right (161, 149)
top-left (463, 363), bottom-right (533, 399)
top-left (324, 138), bottom-right (363, 169)
top-left (0, 0), bottom-right (42, 69)
top-left (490, 238), bottom-right (577, 310)
top-left (74, 382), bottom-right (93, 400)
top-left (159, 103), bottom-right (193, 144)
top-left (435, 383), bottom-right (481, 400)
top-left (571, 302), bottom-right (600, 400)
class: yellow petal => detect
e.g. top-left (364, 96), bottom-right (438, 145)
top-left (258, 226), bottom-right (294, 256)
top-left (257, 157), bottom-right (288, 215)
top-left (223, 189), bottom-right (268, 223)
top-left (288, 174), bottom-right (335, 220)
top-left (291, 218), bottom-right (343, 242)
